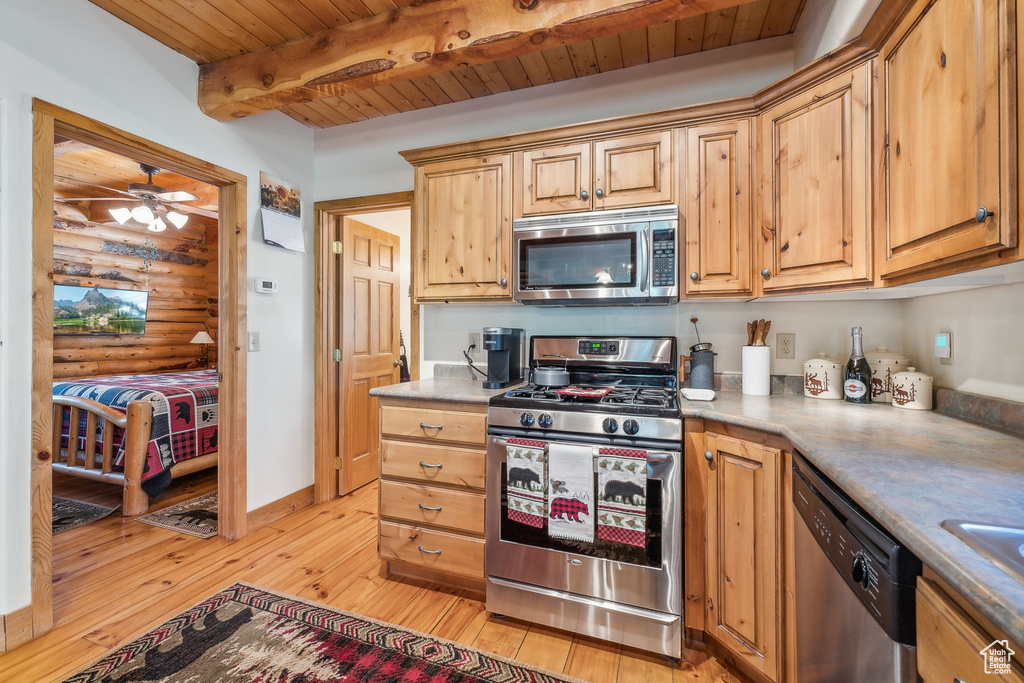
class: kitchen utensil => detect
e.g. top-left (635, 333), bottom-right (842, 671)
top-left (865, 346), bottom-right (910, 403)
top-left (891, 367), bottom-right (933, 410)
top-left (746, 321), bottom-right (755, 346)
top-left (532, 353), bottom-right (570, 387)
top-left (803, 352), bottom-right (843, 399)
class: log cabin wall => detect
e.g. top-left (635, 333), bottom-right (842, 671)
top-left (52, 207), bottom-right (218, 380)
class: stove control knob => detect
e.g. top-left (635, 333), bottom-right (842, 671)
top-left (602, 418), bottom-right (619, 434)
top-left (851, 554), bottom-right (870, 589)
top-left (520, 412), bottom-right (535, 427)
top-left (623, 419), bottom-right (640, 436)
top-left (538, 414), bottom-right (553, 429)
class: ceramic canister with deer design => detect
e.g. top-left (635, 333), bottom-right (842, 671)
top-left (891, 367), bottom-right (933, 410)
top-left (803, 353), bottom-right (844, 399)
top-left (864, 346), bottom-right (911, 403)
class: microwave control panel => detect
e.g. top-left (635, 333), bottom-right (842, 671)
top-left (652, 228), bottom-right (676, 288)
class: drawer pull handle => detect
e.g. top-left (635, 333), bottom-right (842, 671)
top-left (418, 545), bottom-right (442, 555)
top-left (419, 461), bottom-right (444, 469)
top-left (419, 422), bottom-right (444, 431)
top-left (418, 503), bottom-right (443, 511)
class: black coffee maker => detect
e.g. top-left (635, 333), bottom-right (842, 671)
top-left (482, 327), bottom-right (524, 389)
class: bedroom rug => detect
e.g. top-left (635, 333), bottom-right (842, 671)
top-left (135, 491), bottom-right (218, 538)
top-left (62, 582), bottom-right (582, 683)
top-left (52, 497), bottom-right (119, 535)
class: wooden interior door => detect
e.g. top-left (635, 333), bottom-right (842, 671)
top-left (338, 217), bottom-right (401, 494)
top-left (705, 431), bottom-right (781, 680)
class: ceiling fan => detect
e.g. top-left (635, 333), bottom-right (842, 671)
top-left (54, 163), bottom-right (199, 232)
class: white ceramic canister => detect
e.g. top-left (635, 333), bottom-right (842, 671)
top-left (865, 346), bottom-right (911, 403)
top-left (803, 353), bottom-right (844, 400)
top-left (891, 367), bottom-right (933, 410)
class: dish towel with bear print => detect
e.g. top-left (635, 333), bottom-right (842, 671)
top-left (505, 438), bottom-right (547, 528)
top-left (547, 443), bottom-right (595, 543)
top-left (596, 447), bottom-right (648, 548)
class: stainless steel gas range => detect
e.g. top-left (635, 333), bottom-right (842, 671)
top-left (485, 336), bottom-right (683, 658)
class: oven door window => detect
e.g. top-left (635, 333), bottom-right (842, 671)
top-left (499, 459), bottom-right (663, 568)
top-left (519, 232), bottom-right (638, 290)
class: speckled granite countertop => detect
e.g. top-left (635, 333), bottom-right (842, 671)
top-left (370, 377), bottom-right (512, 404)
top-left (685, 392), bottom-right (1024, 647)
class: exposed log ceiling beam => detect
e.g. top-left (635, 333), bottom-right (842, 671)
top-left (199, 0), bottom-right (758, 121)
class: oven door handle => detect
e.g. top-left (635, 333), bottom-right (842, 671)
top-left (645, 451), bottom-right (675, 463)
top-left (491, 437), bottom-right (549, 453)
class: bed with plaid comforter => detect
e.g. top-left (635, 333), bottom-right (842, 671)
top-left (53, 370), bottom-right (218, 497)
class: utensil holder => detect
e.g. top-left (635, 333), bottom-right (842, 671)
top-left (742, 346), bottom-right (771, 396)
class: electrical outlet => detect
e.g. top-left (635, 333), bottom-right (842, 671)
top-left (468, 332), bottom-right (481, 358)
top-left (776, 333), bottom-right (795, 359)
top-left (248, 331), bottom-right (260, 352)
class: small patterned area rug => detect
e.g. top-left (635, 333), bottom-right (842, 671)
top-left (135, 491), bottom-right (218, 538)
top-left (53, 497), bottom-right (119, 535)
top-left (62, 582), bottom-right (582, 682)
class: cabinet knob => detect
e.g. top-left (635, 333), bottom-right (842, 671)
top-left (690, 272), bottom-right (699, 282)
top-left (595, 188), bottom-right (604, 198)
top-left (580, 190), bottom-right (589, 201)
top-left (975, 206), bottom-right (994, 223)
top-left (761, 268), bottom-right (771, 279)
top-left (500, 278), bottom-right (508, 287)
top-left (704, 450), bottom-right (714, 462)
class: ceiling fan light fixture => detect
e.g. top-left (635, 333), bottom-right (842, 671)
top-left (167, 211), bottom-right (188, 229)
top-left (150, 216), bottom-right (167, 232)
top-left (131, 204), bottom-right (155, 224)
top-left (109, 207), bottom-right (133, 225)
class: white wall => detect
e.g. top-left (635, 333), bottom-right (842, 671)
top-left (903, 282), bottom-right (1024, 403)
top-left (0, 1), bottom-right (315, 613)
top-left (793, 0), bottom-right (883, 67)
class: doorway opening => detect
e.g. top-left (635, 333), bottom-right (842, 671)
top-left (313, 192), bottom-right (414, 502)
top-left (30, 100), bottom-right (248, 639)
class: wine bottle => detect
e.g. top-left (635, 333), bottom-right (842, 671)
top-left (844, 327), bottom-right (872, 404)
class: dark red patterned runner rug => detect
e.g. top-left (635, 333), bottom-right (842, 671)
top-left (62, 582), bottom-right (583, 682)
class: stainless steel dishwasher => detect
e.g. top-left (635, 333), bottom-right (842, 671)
top-left (792, 452), bottom-right (921, 682)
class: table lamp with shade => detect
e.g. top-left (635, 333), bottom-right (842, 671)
top-left (190, 330), bottom-right (215, 368)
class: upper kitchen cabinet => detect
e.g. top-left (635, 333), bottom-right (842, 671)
top-left (413, 154), bottom-right (513, 302)
top-left (682, 119), bottom-right (754, 296)
top-left (758, 62), bottom-right (874, 293)
top-left (879, 0), bottom-right (1016, 280)
top-left (516, 131), bottom-right (674, 217)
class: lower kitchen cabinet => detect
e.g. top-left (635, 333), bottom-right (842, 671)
top-left (377, 398), bottom-right (488, 587)
top-left (687, 422), bottom-right (789, 683)
top-left (917, 572), bottom-right (1024, 683)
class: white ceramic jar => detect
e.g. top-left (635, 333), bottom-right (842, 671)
top-left (865, 346), bottom-right (911, 403)
top-left (803, 353), bottom-right (843, 400)
top-left (891, 367), bottom-right (933, 410)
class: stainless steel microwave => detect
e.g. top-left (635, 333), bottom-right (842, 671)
top-left (512, 205), bottom-right (679, 305)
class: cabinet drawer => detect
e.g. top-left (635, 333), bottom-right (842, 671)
top-left (917, 578), bottom-right (1024, 683)
top-left (380, 406), bottom-right (486, 445)
top-left (380, 480), bottom-right (485, 535)
top-left (379, 521), bottom-right (484, 580)
top-left (381, 439), bottom-right (485, 490)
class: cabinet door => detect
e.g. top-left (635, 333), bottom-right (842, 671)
top-left (519, 143), bottom-right (592, 216)
top-left (881, 0), bottom-right (1014, 278)
top-left (705, 432), bottom-right (781, 680)
top-left (684, 119), bottom-right (753, 296)
top-left (415, 154), bottom-right (512, 301)
top-left (593, 131), bottom-right (674, 210)
top-left (759, 63), bottom-right (873, 292)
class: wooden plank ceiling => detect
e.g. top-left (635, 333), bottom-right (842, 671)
top-left (87, 0), bottom-right (806, 129)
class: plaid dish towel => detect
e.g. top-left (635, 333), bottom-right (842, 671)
top-left (547, 443), bottom-right (595, 543)
top-left (596, 447), bottom-right (648, 548)
top-left (505, 439), bottom-right (547, 528)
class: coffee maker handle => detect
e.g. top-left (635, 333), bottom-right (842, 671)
top-left (679, 354), bottom-right (691, 384)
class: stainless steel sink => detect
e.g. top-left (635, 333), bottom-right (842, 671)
top-left (942, 520), bottom-right (1024, 584)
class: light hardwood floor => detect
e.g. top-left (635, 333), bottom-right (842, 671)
top-left (1, 471), bottom-right (745, 682)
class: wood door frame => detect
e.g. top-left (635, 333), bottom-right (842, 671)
top-left (313, 192), bottom-right (414, 503)
top-left (30, 100), bottom-right (248, 638)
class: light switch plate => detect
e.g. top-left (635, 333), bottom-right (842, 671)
top-left (935, 332), bottom-right (951, 365)
top-left (248, 331), bottom-right (260, 352)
